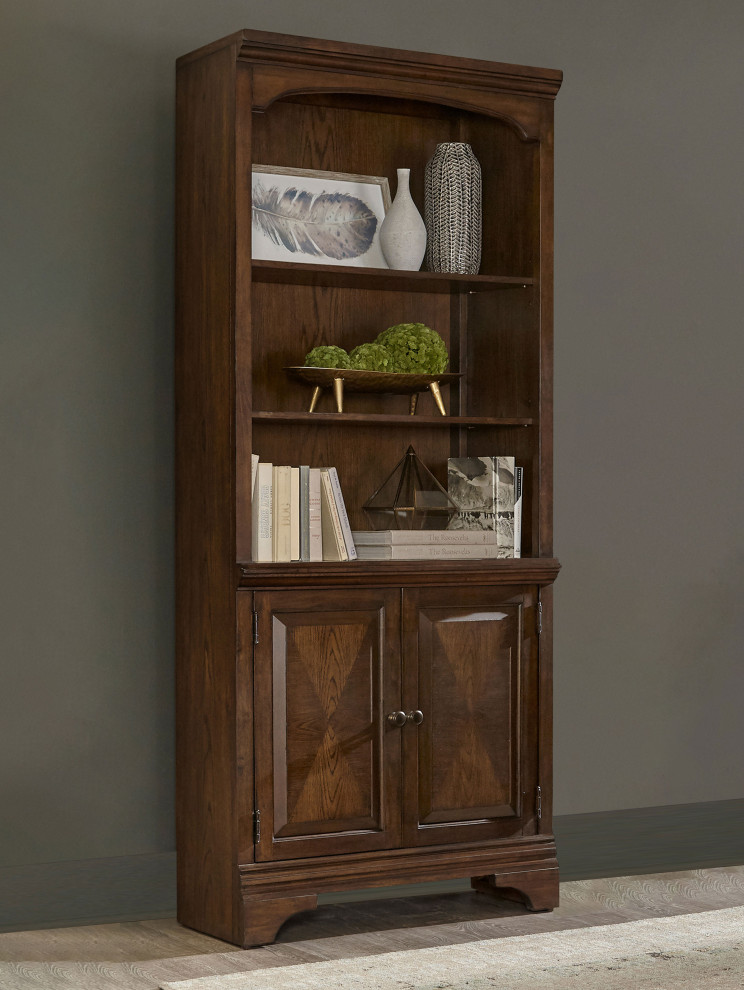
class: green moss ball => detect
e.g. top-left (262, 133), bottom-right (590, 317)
top-left (349, 342), bottom-right (393, 372)
top-left (304, 345), bottom-right (352, 369)
top-left (375, 323), bottom-right (448, 374)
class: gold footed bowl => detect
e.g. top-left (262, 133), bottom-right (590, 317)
top-left (284, 367), bottom-right (462, 415)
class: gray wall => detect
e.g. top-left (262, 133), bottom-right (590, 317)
top-left (1, 0), bottom-right (743, 875)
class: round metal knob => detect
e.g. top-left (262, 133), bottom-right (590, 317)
top-left (387, 710), bottom-right (407, 727)
top-left (406, 710), bottom-right (424, 725)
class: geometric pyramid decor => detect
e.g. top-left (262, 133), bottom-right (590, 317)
top-left (363, 444), bottom-right (459, 530)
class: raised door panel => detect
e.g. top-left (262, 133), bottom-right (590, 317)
top-left (402, 586), bottom-right (538, 847)
top-left (253, 588), bottom-right (401, 861)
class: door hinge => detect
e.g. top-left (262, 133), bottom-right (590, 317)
top-left (536, 785), bottom-right (542, 821)
top-left (253, 809), bottom-right (261, 843)
top-left (252, 609), bottom-right (259, 645)
top-left (537, 601), bottom-right (543, 635)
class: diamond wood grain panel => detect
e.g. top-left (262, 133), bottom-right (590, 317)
top-left (425, 610), bottom-right (518, 819)
top-left (285, 621), bottom-right (371, 825)
top-left (402, 587), bottom-right (533, 848)
top-left (253, 589), bottom-right (401, 862)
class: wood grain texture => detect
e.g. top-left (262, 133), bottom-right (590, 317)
top-left (235, 63), bottom-right (255, 562)
top-left (180, 29), bottom-right (563, 101)
top-left (241, 894), bottom-right (318, 947)
top-left (175, 42), bottom-right (240, 945)
top-left (240, 835), bottom-right (558, 897)
top-left (233, 29), bottom-right (561, 142)
top-left (252, 589), bottom-right (401, 861)
top-left (402, 587), bottom-right (538, 848)
top-left (240, 559), bottom-right (561, 588)
top-left (471, 868), bottom-right (559, 911)
top-left (236, 594), bottom-right (256, 865)
top-left (252, 412), bottom-right (534, 427)
top-left (537, 113), bottom-right (555, 557)
top-left (537, 584), bottom-right (554, 835)
top-left (252, 260), bottom-right (534, 292)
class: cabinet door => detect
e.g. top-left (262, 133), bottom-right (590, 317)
top-left (253, 588), bottom-right (401, 861)
top-left (401, 586), bottom-right (539, 847)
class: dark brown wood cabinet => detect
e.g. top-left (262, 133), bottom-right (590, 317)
top-left (176, 29), bottom-right (562, 948)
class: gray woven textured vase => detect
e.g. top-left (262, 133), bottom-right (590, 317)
top-left (424, 142), bottom-right (482, 274)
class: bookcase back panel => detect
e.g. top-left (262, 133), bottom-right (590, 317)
top-left (250, 284), bottom-right (452, 415)
top-left (466, 289), bottom-right (541, 419)
top-left (250, 289), bottom-right (540, 416)
top-left (250, 97), bottom-right (537, 280)
top-left (251, 99), bottom-right (445, 219)
top-left (461, 114), bottom-right (538, 277)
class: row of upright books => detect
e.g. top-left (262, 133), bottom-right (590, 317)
top-left (251, 457), bottom-right (357, 562)
top-left (353, 456), bottom-right (523, 560)
top-left (251, 454), bottom-right (522, 563)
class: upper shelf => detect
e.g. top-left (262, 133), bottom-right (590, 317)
top-left (251, 260), bottom-right (535, 294)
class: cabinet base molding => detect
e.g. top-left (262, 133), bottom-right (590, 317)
top-left (470, 868), bottom-right (559, 912)
top-left (240, 837), bottom-right (558, 893)
top-left (241, 893), bottom-right (318, 948)
top-left (237, 839), bottom-right (557, 944)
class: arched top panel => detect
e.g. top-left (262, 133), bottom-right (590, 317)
top-left (248, 65), bottom-right (551, 143)
top-left (254, 86), bottom-right (539, 143)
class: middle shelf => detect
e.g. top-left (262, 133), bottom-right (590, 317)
top-left (252, 411), bottom-right (533, 427)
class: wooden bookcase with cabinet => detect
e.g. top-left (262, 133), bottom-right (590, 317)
top-left (176, 29), bottom-right (562, 948)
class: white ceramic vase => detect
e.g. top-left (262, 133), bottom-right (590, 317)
top-left (379, 168), bottom-right (427, 270)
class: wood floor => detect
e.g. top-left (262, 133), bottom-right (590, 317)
top-left (1, 867), bottom-right (743, 989)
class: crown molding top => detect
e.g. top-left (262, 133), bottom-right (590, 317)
top-left (177, 29), bottom-right (563, 101)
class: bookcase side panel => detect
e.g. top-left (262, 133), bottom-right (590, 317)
top-left (537, 117), bottom-right (555, 558)
top-left (175, 44), bottom-right (240, 944)
top-left (235, 62), bottom-right (255, 562)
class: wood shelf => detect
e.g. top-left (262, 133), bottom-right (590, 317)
top-left (239, 557), bottom-right (561, 589)
top-left (252, 411), bottom-right (533, 427)
top-left (252, 260), bottom-right (535, 294)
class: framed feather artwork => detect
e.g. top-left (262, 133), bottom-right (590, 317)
top-left (252, 165), bottom-right (392, 268)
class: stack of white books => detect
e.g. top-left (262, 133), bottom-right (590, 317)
top-left (351, 529), bottom-right (520, 560)
top-left (251, 455), bottom-right (356, 563)
top-left (352, 456), bottom-right (523, 560)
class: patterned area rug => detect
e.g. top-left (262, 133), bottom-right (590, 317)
top-left (161, 905), bottom-right (744, 990)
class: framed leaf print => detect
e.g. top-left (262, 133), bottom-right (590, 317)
top-left (251, 165), bottom-right (392, 268)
